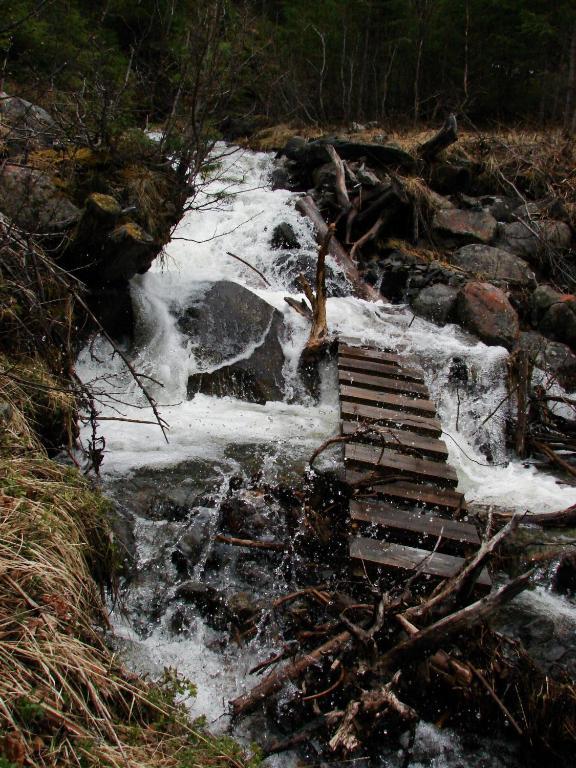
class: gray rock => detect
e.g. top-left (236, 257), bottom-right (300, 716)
top-left (539, 297), bottom-right (576, 350)
top-left (519, 331), bottom-right (576, 392)
top-left (0, 91), bottom-right (59, 151)
top-left (0, 164), bottom-right (80, 232)
top-left (531, 284), bottom-right (562, 324)
top-left (499, 219), bottom-right (572, 261)
top-left (271, 221), bottom-right (301, 250)
top-left (433, 208), bottom-right (497, 245)
top-left (411, 283), bottom-right (458, 325)
top-left (455, 281), bottom-right (519, 350)
top-left (181, 281), bottom-right (285, 403)
top-left (175, 511), bottom-right (212, 567)
top-left (481, 195), bottom-right (520, 223)
top-left (450, 244), bottom-right (535, 287)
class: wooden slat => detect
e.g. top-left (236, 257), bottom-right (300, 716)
top-left (345, 443), bottom-right (458, 487)
top-left (350, 500), bottom-right (480, 545)
top-left (342, 420), bottom-right (448, 461)
top-left (340, 385), bottom-right (437, 416)
top-left (338, 369), bottom-right (429, 398)
top-left (341, 401), bottom-right (442, 437)
top-left (338, 343), bottom-right (406, 366)
top-left (350, 537), bottom-right (491, 587)
top-left (338, 355), bottom-right (424, 383)
top-left (346, 470), bottom-right (465, 512)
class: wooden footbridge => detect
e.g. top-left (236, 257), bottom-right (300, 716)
top-left (338, 340), bottom-right (491, 589)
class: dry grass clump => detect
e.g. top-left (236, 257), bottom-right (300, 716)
top-left (0, 453), bottom-right (256, 768)
top-left (0, 210), bottom-right (255, 768)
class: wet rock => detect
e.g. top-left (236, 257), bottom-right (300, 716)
top-left (271, 222), bottom-right (301, 250)
top-left (174, 581), bottom-right (228, 630)
top-left (553, 551), bottom-right (576, 595)
top-left (378, 250), bottom-right (419, 301)
top-left (108, 508), bottom-right (137, 578)
top-left (100, 223), bottom-right (156, 283)
top-left (181, 281), bottom-right (285, 403)
top-left (143, 496), bottom-right (190, 522)
top-left (449, 244), bottom-right (535, 287)
top-left (455, 281), bottom-right (519, 350)
top-left (226, 591), bottom-right (260, 624)
top-left (175, 511), bottom-right (213, 569)
top-left (519, 331), bottom-right (576, 391)
top-left (411, 283), bottom-right (458, 325)
top-left (270, 166), bottom-right (293, 191)
top-left (0, 164), bottom-right (80, 232)
top-left (498, 219), bottom-right (572, 261)
top-left (433, 208), bottom-right (497, 245)
top-left (0, 91), bottom-right (59, 151)
top-left (220, 497), bottom-right (270, 538)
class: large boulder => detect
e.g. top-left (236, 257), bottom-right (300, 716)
top-left (0, 164), bottom-right (80, 232)
top-left (411, 283), bottom-right (458, 325)
top-left (498, 219), bottom-right (572, 261)
top-left (455, 281), bottom-right (519, 350)
top-left (432, 208), bottom-right (497, 245)
top-left (519, 331), bottom-right (576, 392)
top-left (0, 92), bottom-right (59, 152)
top-left (181, 281), bottom-right (286, 404)
top-left (449, 244), bottom-right (535, 287)
top-left (537, 294), bottom-right (576, 351)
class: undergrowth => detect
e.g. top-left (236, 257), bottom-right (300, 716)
top-left (0, 215), bottom-right (255, 767)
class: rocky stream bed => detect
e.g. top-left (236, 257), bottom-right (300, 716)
top-left (71, 140), bottom-right (576, 767)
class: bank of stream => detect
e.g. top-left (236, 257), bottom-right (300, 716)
top-left (78, 147), bottom-right (576, 766)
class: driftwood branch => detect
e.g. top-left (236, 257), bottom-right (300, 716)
top-left (296, 195), bottom-right (379, 300)
top-left (379, 570), bottom-right (533, 674)
top-left (230, 630), bottom-right (352, 718)
top-left (418, 114), bottom-right (458, 161)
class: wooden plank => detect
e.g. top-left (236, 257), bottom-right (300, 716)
top-left (350, 537), bottom-right (491, 588)
top-left (342, 421), bottom-right (449, 461)
top-left (341, 401), bottom-right (442, 437)
top-left (338, 369), bottom-right (429, 398)
top-left (340, 384), bottom-right (437, 416)
top-left (345, 470), bottom-right (466, 512)
top-left (345, 443), bottom-right (458, 487)
top-left (338, 355), bottom-right (424, 383)
top-left (350, 500), bottom-right (480, 545)
top-left (338, 343), bottom-right (407, 366)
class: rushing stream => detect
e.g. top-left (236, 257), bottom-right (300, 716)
top-left (77, 147), bottom-right (576, 766)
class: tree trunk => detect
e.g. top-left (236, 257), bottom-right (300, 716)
top-left (566, 22), bottom-right (576, 132)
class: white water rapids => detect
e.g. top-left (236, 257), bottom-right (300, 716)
top-left (77, 147), bottom-right (576, 766)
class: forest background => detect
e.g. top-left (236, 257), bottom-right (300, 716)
top-left (2, 0), bottom-right (576, 137)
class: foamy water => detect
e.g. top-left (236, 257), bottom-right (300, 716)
top-left (78, 146), bottom-right (576, 762)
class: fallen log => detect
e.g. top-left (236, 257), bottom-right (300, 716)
top-left (379, 570), bottom-right (533, 674)
top-left (531, 439), bottom-right (576, 478)
top-left (403, 514), bottom-right (520, 624)
top-left (418, 114), bottom-right (458, 161)
top-left (493, 502), bottom-right (576, 528)
top-left (295, 196), bottom-right (379, 301)
top-left (230, 630), bottom-right (352, 718)
top-left (214, 534), bottom-right (285, 551)
top-left (326, 145), bottom-right (352, 213)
